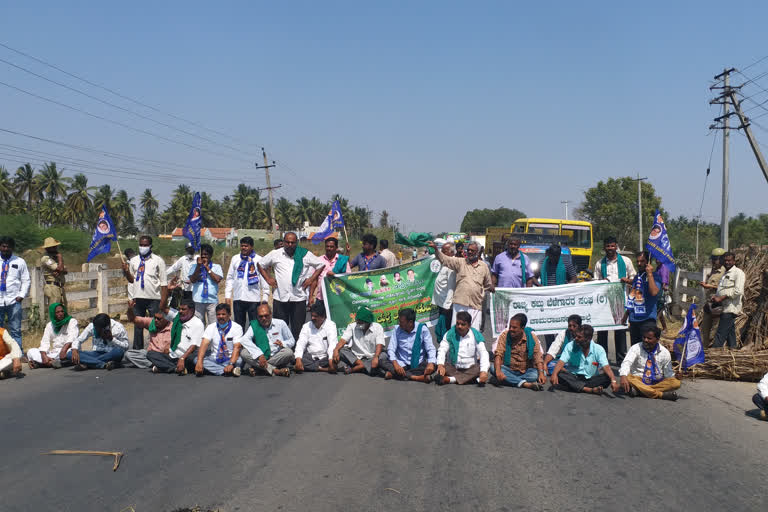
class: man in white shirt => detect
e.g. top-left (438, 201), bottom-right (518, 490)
top-left (378, 239), bottom-right (398, 268)
top-left (434, 311), bottom-right (489, 385)
top-left (166, 242), bottom-right (195, 303)
top-left (0, 324), bottom-right (22, 378)
top-left (65, 313), bottom-right (130, 371)
top-left (543, 314), bottom-right (582, 375)
top-left (330, 306), bottom-right (386, 375)
top-left (226, 236), bottom-right (270, 330)
top-left (189, 244), bottom-right (223, 325)
top-left (752, 372), bottom-right (768, 421)
top-left (145, 299), bottom-right (204, 375)
top-left (0, 236), bottom-right (31, 354)
top-left (619, 324), bottom-right (681, 400)
top-left (294, 302), bottom-right (337, 373)
top-left (432, 242), bottom-right (457, 343)
top-left (238, 303), bottom-right (294, 377)
top-left (27, 302), bottom-right (78, 369)
top-left (122, 235), bottom-right (168, 350)
top-left (258, 232), bottom-right (325, 340)
top-left (194, 303), bottom-right (245, 377)
top-left (711, 251), bottom-right (746, 349)
top-left (593, 235), bottom-right (636, 363)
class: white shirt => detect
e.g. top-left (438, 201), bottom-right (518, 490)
top-left (37, 318), bottom-right (79, 356)
top-left (432, 265), bottom-right (456, 309)
top-left (340, 322), bottom-right (385, 359)
top-left (0, 255), bottom-right (31, 306)
top-left (167, 310), bottom-right (205, 359)
top-left (295, 319), bottom-right (337, 360)
top-left (238, 318), bottom-right (295, 359)
top-left (436, 330), bottom-right (490, 372)
top-left (757, 372), bottom-right (768, 400)
top-left (716, 266), bottom-right (746, 314)
top-left (258, 248), bottom-right (324, 302)
top-left (73, 319), bottom-right (129, 351)
top-left (201, 321), bottom-right (244, 361)
top-left (225, 253), bottom-right (271, 302)
top-left (593, 255), bottom-right (637, 283)
top-left (167, 255), bottom-right (195, 292)
top-left (546, 330), bottom-right (572, 359)
top-left (379, 249), bottom-right (398, 268)
top-left (129, 253), bottom-right (168, 300)
top-left (619, 343), bottom-right (675, 379)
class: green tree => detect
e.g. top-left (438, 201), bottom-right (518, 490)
top-left (139, 188), bottom-right (159, 212)
top-left (577, 177), bottom-right (663, 249)
top-left (37, 162), bottom-right (70, 201)
top-left (0, 166), bottom-right (14, 206)
top-left (379, 210), bottom-right (390, 228)
top-left (459, 207), bottom-right (526, 233)
top-left (113, 189), bottom-right (136, 235)
top-left (64, 173), bottom-right (95, 228)
top-left (14, 163), bottom-right (37, 211)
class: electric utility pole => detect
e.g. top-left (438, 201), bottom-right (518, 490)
top-left (561, 200), bottom-right (569, 220)
top-left (709, 68), bottom-right (736, 249)
top-left (728, 90), bottom-right (768, 184)
top-left (255, 148), bottom-right (280, 234)
top-left (633, 174), bottom-right (648, 251)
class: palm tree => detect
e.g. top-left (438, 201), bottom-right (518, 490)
top-left (141, 207), bottom-right (161, 235)
top-left (0, 166), bottom-right (14, 207)
top-left (295, 197), bottom-right (312, 225)
top-left (276, 197), bottom-right (297, 230)
top-left (65, 173), bottom-right (95, 228)
top-left (38, 198), bottom-right (61, 226)
top-left (14, 163), bottom-right (37, 211)
top-left (36, 162), bottom-right (70, 201)
top-left (113, 189), bottom-right (136, 234)
top-left (309, 197), bottom-right (327, 225)
top-left (139, 188), bottom-right (159, 213)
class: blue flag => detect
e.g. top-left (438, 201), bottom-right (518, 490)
top-left (86, 206), bottom-right (118, 262)
top-left (311, 200), bottom-right (345, 244)
top-left (673, 304), bottom-right (705, 370)
top-left (183, 192), bottom-right (202, 251)
top-left (645, 209), bottom-right (676, 272)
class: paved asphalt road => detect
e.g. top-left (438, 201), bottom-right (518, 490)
top-left (1, 355), bottom-right (767, 512)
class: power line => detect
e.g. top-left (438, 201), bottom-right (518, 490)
top-left (740, 54), bottom-right (768, 73)
top-left (0, 79), bottom-right (254, 164)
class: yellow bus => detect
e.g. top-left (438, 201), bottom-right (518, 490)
top-left (511, 218), bottom-right (594, 272)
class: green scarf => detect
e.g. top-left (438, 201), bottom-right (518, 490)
top-left (540, 256), bottom-right (566, 285)
top-left (410, 323), bottom-right (426, 368)
top-left (395, 232), bottom-right (435, 254)
top-left (170, 315), bottom-right (184, 352)
top-left (519, 252), bottom-right (527, 284)
top-left (445, 326), bottom-right (484, 365)
top-left (291, 246), bottom-right (309, 287)
top-left (49, 302), bottom-right (72, 334)
top-left (249, 320), bottom-right (271, 359)
top-left (503, 327), bottom-right (535, 366)
top-left (332, 254), bottom-right (349, 274)
top-left (601, 255), bottom-right (626, 279)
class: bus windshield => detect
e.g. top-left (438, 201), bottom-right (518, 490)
top-left (527, 223), bottom-right (559, 236)
top-left (561, 224), bottom-right (591, 248)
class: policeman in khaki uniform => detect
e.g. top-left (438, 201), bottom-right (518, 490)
top-left (699, 248), bottom-right (726, 346)
top-left (39, 237), bottom-right (67, 308)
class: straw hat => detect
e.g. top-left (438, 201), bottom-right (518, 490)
top-left (40, 237), bottom-right (61, 249)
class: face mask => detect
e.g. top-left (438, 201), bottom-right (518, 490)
top-left (217, 320), bottom-right (230, 328)
top-left (139, 246), bottom-right (151, 256)
top-left (180, 309), bottom-right (194, 322)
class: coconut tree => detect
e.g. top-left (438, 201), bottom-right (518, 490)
top-left (113, 189), bottom-right (136, 234)
top-left (65, 173), bottom-right (95, 228)
top-left (13, 163), bottom-right (37, 211)
top-left (36, 162), bottom-right (70, 201)
top-left (0, 166), bottom-right (14, 207)
top-left (139, 188), bottom-right (159, 213)
top-left (276, 197), bottom-right (297, 230)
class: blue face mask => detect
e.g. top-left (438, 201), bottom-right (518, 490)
top-left (217, 320), bottom-right (230, 328)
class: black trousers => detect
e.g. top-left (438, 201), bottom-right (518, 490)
top-left (233, 300), bottom-right (264, 330)
top-left (752, 393), bottom-right (767, 411)
top-left (597, 329), bottom-right (627, 365)
top-left (273, 300), bottom-right (306, 340)
top-left (146, 349), bottom-right (197, 373)
top-left (713, 312), bottom-right (737, 348)
top-left (132, 298), bottom-right (160, 349)
top-left (557, 369), bottom-right (610, 392)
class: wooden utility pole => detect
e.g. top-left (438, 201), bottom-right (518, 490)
top-left (255, 148), bottom-right (280, 234)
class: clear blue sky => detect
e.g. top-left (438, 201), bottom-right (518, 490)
top-left (2, 1), bottom-right (767, 234)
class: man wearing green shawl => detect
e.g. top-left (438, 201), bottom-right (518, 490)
top-left (593, 236), bottom-right (635, 362)
top-left (491, 314), bottom-right (546, 390)
top-left (330, 306), bottom-right (386, 375)
top-left (259, 232), bottom-right (325, 340)
top-left (379, 308), bottom-right (436, 382)
top-left (432, 242), bottom-right (457, 343)
top-left (433, 311), bottom-right (489, 385)
top-left (537, 244), bottom-right (578, 286)
top-left (543, 314), bottom-right (582, 375)
top-left (27, 303), bottom-right (78, 369)
top-left (238, 303), bottom-right (295, 377)
top-left (551, 324), bottom-right (620, 396)
top-left (144, 299), bottom-right (204, 375)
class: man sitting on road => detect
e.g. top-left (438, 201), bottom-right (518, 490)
top-left (65, 313), bottom-right (129, 371)
top-left (330, 306), bottom-right (386, 375)
top-left (550, 325), bottom-right (620, 396)
top-left (543, 314), bottom-right (582, 375)
top-left (490, 313), bottom-right (546, 390)
top-left (145, 299), bottom-right (204, 375)
top-left (294, 302), bottom-right (337, 373)
top-left (124, 300), bottom-right (173, 370)
top-left (0, 324), bottom-right (22, 379)
top-left (238, 303), bottom-right (294, 377)
top-left (433, 310), bottom-right (489, 386)
top-left (194, 303), bottom-right (244, 377)
top-left (28, 303), bottom-right (78, 369)
top-left (619, 325), bottom-right (680, 401)
top-left (379, 308), bottom-right (436, 382)
top-left (753, 371), bottom-right (768, 421)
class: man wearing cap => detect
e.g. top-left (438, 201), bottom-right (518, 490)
top-left (39, 237), bottom-right (68, 308)
top-left (699, 248), bottom-right (726, 346)
top-left (330, 306), bottom-right (387, 375)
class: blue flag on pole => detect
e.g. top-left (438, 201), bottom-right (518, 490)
top-left (86, 206), bottom-right (118, 262)
top-left (183, 192), bottom-right (202, 251)
top-left (311, 200), bottom-right (345, 244)
top-left (673, 304), bottom-right (706, 370)
top-left (645, 209), bottom-right (676, 272)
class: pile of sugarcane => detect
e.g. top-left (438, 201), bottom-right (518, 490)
top-left (683, 349), bottom-right (768, 382)
top-left (733, 245), bottom-right (768, 349)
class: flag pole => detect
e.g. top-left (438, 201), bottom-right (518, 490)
top-left (114, 237), bottom-right (126, 263)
